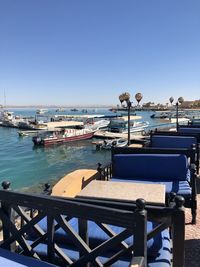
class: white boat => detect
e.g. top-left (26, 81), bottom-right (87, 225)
top-left (121, 121), bottom-right (149, 133)
top-left (109, 119), bottom-right (149, 133)
top-left (151, 110), bottom-right (190, 119)
top-left (0, 110), bottom-right (24, 128)
top-left (56, 108), bottom-right (65, 112)
top-left (85, 119), bottom-right (110, 131)
top-left (36, 109), bottom-right (48, 114)
top-left (95, 138), bottom-right (128, 150)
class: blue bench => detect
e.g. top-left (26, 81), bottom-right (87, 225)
top-left (188, 119), bottom-right (200, 126)
top-left (27, 217), bottom-right (171, 267)
top-left (0, 188), bottom-right (185, 267)
top-left (149, 134), bottom-right (199, 173)
top-left (99, 147), bottom-right (197, 224)
top-left (150, 135), bottom-right (197, 149)
top-left (152, 129), bottom-right (200, 143)
top-left (178, 127), bottom-right (200, 134)
top-left (0, 248), bottom-right (56, 267)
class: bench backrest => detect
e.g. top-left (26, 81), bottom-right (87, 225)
top-left (113, 153), bottom-right (188, 181)
top-left (152, 129), bottom-right (200, 143)
top-left (189, 119), bottom-right (200, 126)
top-left (151, 135), bottom-right (197, 149)
top-left (0, 189), bottom-right (146, 266)
top-left (178, 127), bottom-right (200, 134)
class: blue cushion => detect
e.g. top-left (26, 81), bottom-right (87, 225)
top-left (29, 218), bottom-right (169, 257)
top-left (151, 135), bottom-right (197, 149)
top-left (178, 127), bottom-right (200, 134)
top-left (148, 233), bottom-right (172, 267)
top-left (26, 243), bottom-right (131, 266)
top-left (190, 120), bottom-right (200, 126)
top-left (0, 248), bottom-right (56, 267)
top-left (111, 178), bottom-right (192, 197)
top-left (113, 154), bottom-right (188, 181)
top-left (27, 236), bottom-right (171, 267)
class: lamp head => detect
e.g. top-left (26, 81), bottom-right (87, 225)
top-left (135, 93), bottom-right (143, 104)
top-left (123, 92), bottom-right (131, 102)
top-left (169, 97), bottom-right (174, 104)
top-left (178, 97), bottom-right (184, 104)
top-left (119, 94), bottom-right (124, 104)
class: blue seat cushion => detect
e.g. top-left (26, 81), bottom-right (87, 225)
top-left (27, 235), bottom-right (171, 267)
top-left (151, 135), bottom-right (197, 149)
top-left (178, 127), bottom-right (200, 134)
top-left (111, 178), bottom-right (191, 197)
top-left (28, 218), bottom-right (170, 258)
top-left (113, 154), bottom-right (188, 181)
top-left (0, 248), bottom-right (56, 267)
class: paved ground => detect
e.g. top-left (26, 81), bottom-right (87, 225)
top-left (184, 176), bottom-right (200, 267)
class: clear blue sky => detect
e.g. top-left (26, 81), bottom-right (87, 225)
top-left (0, 0), bottom-right (200, 106)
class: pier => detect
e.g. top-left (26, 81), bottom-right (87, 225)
top-left (94, 130), bottom-right (146, 141)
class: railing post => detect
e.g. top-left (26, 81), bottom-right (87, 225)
top-left (78, 218), bottom-right (89, 267)
top-left (190, 164), bottom-right (197, 224)
top-left (47, 214), bottom-right (55, 264)
top-left (1, 181), bottom-right (15, 251)
top-left (134, 199), bottom-right (147, 267)
top-left (97, 162), bottom-right (102, 180)
top-left (44, 183), bottom-right (52, 195)
top-left (172, 196), bottom-right (185, 267)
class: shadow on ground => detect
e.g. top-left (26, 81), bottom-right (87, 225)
top-left (184, 239), bottom-right (200, 267)
top-left (196, 177), bottom-right (200, 194)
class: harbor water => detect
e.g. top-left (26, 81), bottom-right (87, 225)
top-left (0, 108), bottom-right (184, 192)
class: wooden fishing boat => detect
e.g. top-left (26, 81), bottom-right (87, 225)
top-left (32, 128), bottom-right (95, 146)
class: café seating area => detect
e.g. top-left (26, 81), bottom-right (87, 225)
top-left (0, 187), bottom-right (185, 267)
top-left (150, 128), bottom-right (200, 173)
top-left (1, 124), bottom-right (200, 267)
top-left (99, 146), bottom-right (197, 224)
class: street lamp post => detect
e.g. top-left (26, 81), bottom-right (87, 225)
top-left (119, 92), bottom-right (131, 146)
top-left (175, 97), bottom-right (184, 131)
top-left (127, 100), bottom-right (131, 146)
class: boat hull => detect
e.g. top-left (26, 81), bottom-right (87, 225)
top-left (33, 131), bottom-right (94, 146)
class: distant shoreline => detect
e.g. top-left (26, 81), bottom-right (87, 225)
top-left (0, 105), bottom-right (113, 109)
top-left (1, 106), bottom-right (200, 111)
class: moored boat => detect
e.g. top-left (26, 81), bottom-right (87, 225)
top-left (96, 138), bottom-right (128, 150)
top-left (32, 128), bottom-right (95, 146)
top-left (85, 119), bottom-right (110, 131)
top-left (109, 119), bottom-right (149, 133)
top-left (36, 109), bottom-right (48, 114)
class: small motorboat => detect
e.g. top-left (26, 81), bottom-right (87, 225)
top-left (36, 109), bottom-right (48, 114)
top-left (96, 138), bottom-right (128, 150)
top-left (32, 128), bottom-right (95, 146)
top-left (110, 120), bottom-right (149, 133)
top-left (85, 119), bottom-right (110, 131)
top-left (56, 108), bottom-right (65, 112)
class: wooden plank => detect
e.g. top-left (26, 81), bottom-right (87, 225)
top-left (94, 130), bottom-right (144, 140)
top-left (52, 169), bottom-right (100, 197)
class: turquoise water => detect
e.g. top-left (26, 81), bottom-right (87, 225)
top-left (0, 108), bottom-right (173, 192)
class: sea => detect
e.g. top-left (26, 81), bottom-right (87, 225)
top-left (0, 108), bottom-right (178, 193)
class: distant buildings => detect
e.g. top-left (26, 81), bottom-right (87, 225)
top-left (141, 100), bottom-right (200, 110)
top-left (180, 100), bottom-right (200, 109)
top-left (141, 102), bottom-right (169, 110)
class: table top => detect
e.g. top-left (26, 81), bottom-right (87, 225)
top-left (76, 180), bottom-right (166, 206)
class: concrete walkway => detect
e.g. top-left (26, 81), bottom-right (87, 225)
top-left (184, 176), bottom-right (200, 266)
